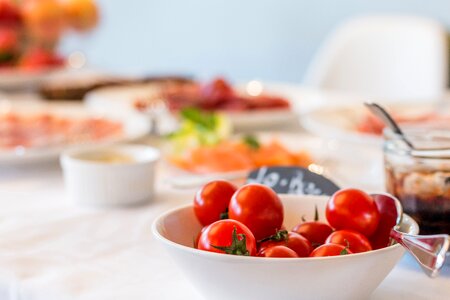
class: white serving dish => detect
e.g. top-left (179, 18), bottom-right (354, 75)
top-left (152, 194), bottom-right (419, 300)
top-left (84, 81), bottom-right (345, 131)
top-left (61, 144), bottom-right (159, 207)
top-left (0, 66), bottom-right (65, 90)
top-left (301, 101), bottom-right (442, 146)
top-left (163, 131), bottom-right (384, 191)
top-left (0, 100), bottom-right (151, 165)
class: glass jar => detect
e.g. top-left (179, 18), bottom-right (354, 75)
top-left (383, 127), bottom-right (450, 235)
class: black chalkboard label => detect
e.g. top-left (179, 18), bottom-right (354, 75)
top-left (246, 166), bottom-right (340, 196)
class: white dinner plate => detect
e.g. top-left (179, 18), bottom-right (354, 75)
top-left (161, 131), bottom-right (383, 191)
top-left (301, 101), bottom-right (442, 146)
top-left (0, 100), bottom-right (151, 165)
top-left (231, 82), bottom-right (329, 130)
top-left (84, 81), bottom-right (353, 131)
top-left (0, 67), bottom-right (66, 90)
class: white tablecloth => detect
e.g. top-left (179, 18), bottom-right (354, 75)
top-left (0, 159), bottom-right (449, 300)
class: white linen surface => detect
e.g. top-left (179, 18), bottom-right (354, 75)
top-left (0, 163), bottom-right (448, 300)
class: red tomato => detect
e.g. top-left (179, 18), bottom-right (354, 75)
top-left (0, 27), bottom-right (17, 50)
top-left (292, 221), bottom-right (333, 248)
top-left (326, 188), bottom-right (380, 237)
top-left (310, 243), bottom-right (353, 257)
top-left (258, 231), bottom-right (312, 257)
top-left (280, 231), bottom-right (313, 257)
top-left (325, 230), bottom-right (372, 253)
top-left (19, 48), bottom-right (64, 70)
top-left (197, 219), bottom-right (256, 256)
top-left (228, 184), bottom-right (283, 240)
top-left (0, 27), bottom-right (17, 63)
top-left (194, 180), bottom-right (237, 226)
top-left (0, 0), bottom-right (22, 26)
top-left (369, 194), bottom-right (398, 250)
top-left (193, 226), bottom-right (207, 248)
top-left (260, 245), bottom-right (298, 258)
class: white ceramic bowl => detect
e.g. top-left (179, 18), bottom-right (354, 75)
top-left (152, 194), bottom-right (419, 300)
top-left (61, 144), bottom-right (159, 207)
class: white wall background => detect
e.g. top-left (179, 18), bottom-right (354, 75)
top-left (61, 0), bottom-right (450, 83)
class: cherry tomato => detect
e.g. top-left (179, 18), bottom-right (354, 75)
top-left (19, 48), bottom-right (64, 71)
top-left (279, 231), bottom-right (313, 257)
top-left (0, 0), bottom-right (22, 26)
top-left (325, 230), bottom-right (372, 253)
top-left (258, 231), bottom-right (312, 257)
top-left (228, 184), bottom-right (283, 240)
top-left (369, 194), bottom-right (398, 250)
top-left (310, 243), bottom-right (353, 257)
top-left (326, 188), bottom-right (380, 237)
top-left (194, 180), bottom-right (237, 226)
top-left (260, 245), bottom-right (298, 258)
top-left (193, 226), bottom-right (207, 248)
top-left (0, 27), bottom-right (18, 64)
top-left (292, 221), bottom-right (333, 248)
top-left (197, 219), bottom-right (256, 256)
top-left (0, 27), bottom-right (17, 51)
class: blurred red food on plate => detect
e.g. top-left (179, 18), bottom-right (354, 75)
top-left (61, 0), bottom-right (99, 31)
top-left (19, 47), bottom-right (65, 71)
top-left (169, 139), bottom-right (313, 174)
top-left (357, 111), bottom-right (450, 135)
top-left (136, 77), bottom-right (291, 113)
top-left (0, 112), bottom-right (122, 149)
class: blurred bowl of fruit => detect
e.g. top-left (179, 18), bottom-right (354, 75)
top-left (0, 0), bottom-right (99, 88)
top-left (152, 183), bottom-right (419, 300)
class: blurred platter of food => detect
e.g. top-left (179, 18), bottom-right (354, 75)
top-left (0, 100), bottom-right (150, 164)
top-left (165, 108), bottom-right (312, 174)
top-left (0, 0), bottom-right (99, 88)
top-left (301, 101), bottom-right (450, 145)
top-left (38, 70), bottom-right (194, 100)
top-left (161, 108), bottom-right (383, 189)
top-left (84, 77), bottom-right (338, 130)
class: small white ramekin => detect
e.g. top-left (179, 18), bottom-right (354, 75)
top-left (60, 144), bottom-right (160, 207)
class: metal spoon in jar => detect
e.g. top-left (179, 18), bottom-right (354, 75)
top-left (364, 102), bottom-right (415, 149)
top-left (365, 102), bottom-right (450, 155)
top-left (371, 193), bottom-right (449, 278)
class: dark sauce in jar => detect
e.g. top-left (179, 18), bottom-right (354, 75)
top-left (385, 164), bottom-right (450, 234)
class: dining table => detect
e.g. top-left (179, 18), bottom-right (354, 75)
top-left (0, 91), bottom-right (449, 300)
top-left (0, 146), bottom-right (448, 300)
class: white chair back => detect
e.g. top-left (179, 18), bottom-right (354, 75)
top-left (303, 15), bottom-right (448, 101)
